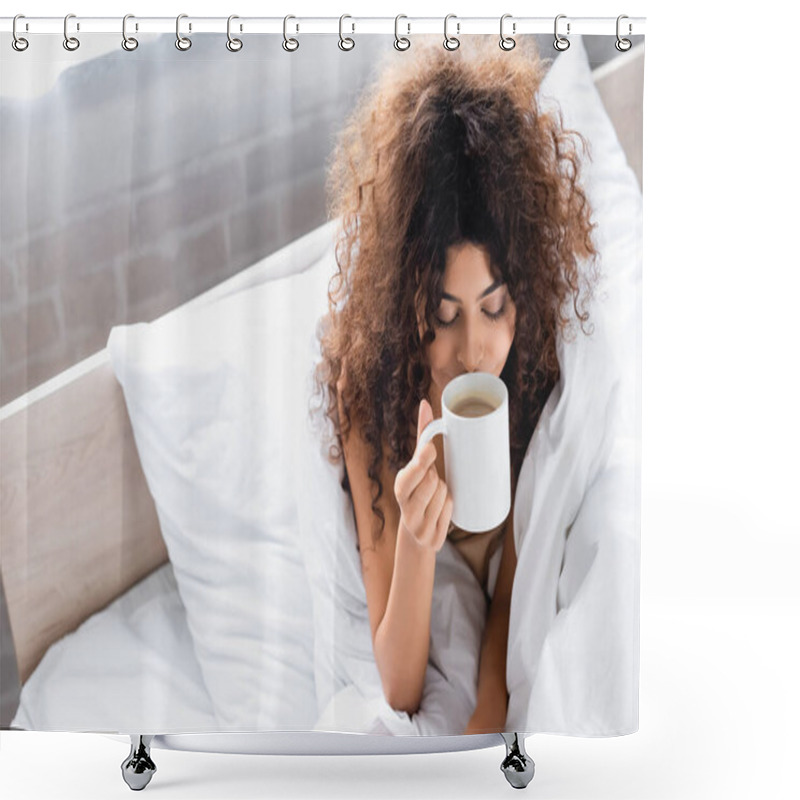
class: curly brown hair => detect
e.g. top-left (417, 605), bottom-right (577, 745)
top-left (312, 36), bottom-right (598, 545)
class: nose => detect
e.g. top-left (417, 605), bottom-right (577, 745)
top-left (457, 323), bottom-right (484, 373)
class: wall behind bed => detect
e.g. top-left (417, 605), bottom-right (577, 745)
top-left (0, 33), bottom-right (389, 407)
top-left (0, 35), bottom-right (628, 409)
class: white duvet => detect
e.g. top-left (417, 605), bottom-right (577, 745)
top-left (13, 39), bottom-right (639, 737)
top-left (11, 563), bottom-right (217, 732)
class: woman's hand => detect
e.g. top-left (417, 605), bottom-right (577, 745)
top-left (394, 399), bottom-right (453, 552)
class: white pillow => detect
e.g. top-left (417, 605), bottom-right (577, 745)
top-left (107, 253), bottom-right (333, 731)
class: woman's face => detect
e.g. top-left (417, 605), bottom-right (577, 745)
top-left (419, 242), bottom-right (517, 401)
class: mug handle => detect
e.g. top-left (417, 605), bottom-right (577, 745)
top-left (418, 417), bottom-right (446, 449)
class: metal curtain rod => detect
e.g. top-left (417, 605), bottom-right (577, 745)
top-left (0, 16), bottom-right (645, 36)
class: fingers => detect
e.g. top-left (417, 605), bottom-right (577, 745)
top-left (394, 441), bottom-right (437, 506)
top-left (394, 400), bottom-right (455, 552)
top-left (416, 398), bottom-right (434, 445)
top-left (425, 478), bottom-right (449, 528)
top-left (415, 479), bottom-right (453, 552)
top-left (432, 489), bottom-right (454, 551)
top-left (399, 464), bottom-right (439, 534)
top-left (411, 464), bottom-right (440, 512)
top-left (400, 468), bottom-right (453, 550)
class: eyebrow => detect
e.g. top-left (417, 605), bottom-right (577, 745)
top-left (441, 279), bottom-right (504, 305)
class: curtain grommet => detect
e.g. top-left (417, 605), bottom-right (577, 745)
top-left (283, 15), bottom-right (299, 52)
top-left (443, 14), bottom-right (460, 51)
top-left (338, 14), bottom-right (355, 51)
top-left (12, 14), bottom-right (29, 51)
top-left (499, 14), bottom-right (516, 51)
top-left (615, 15), bottom-right (632, 51)
top-left (394, 15), bottom-right (411, 51)
top-left (554, 15), bottom-right (570, 51)
top-left (175, 14), bottom-right (192, 51)
top-left (63, 13), bottom-right (80, 51)
top-left (121, 14), bottom-right (138, 51)
top-left (226, 14), bottom-right (243, 52)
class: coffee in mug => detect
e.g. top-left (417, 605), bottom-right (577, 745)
top-left (450, 395), bottom-right (499, 419)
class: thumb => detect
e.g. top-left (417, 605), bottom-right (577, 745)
top-left (416, 398), bottom-right (434, 446)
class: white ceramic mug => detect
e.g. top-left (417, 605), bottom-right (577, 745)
top-left (418, 372), bottom-right (511, 533)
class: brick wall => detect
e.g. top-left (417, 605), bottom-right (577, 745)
top-left (0, 32), bottom-right (385, 407)
top-left (0, 33), bottom-right (628, 409)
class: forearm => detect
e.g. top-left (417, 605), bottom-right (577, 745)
top-left (373, 523), bottom-right (437, 715)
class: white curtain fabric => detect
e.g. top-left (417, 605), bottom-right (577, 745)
top-left (1, 31), bottom-right (641, 738)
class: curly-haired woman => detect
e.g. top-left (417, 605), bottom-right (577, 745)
top-left (313, 36), bottom-right (597, 734)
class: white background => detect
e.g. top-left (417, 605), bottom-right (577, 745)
top-left (2, 1), bottom-right (799, 798)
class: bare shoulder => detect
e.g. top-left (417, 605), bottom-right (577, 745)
top-left (337, 366), bottom-right (401, 643)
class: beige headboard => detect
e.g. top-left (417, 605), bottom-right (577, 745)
top-left (0, 45), bottom-right (643, 688)
top-left (0, 362), bottom-right (166, 685)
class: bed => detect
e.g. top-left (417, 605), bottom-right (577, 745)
top-left (0, 38), bottom-right (643, 791)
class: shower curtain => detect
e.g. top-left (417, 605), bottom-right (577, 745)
top-left (0, 18), bottom-right (643, 740)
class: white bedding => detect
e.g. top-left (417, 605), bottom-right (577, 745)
top-left (11, 563), bottom-right (217, 733)
top-left (10, 546), bottom-right (490, 737)
top-left (12, 38), bottom-right (640, 737)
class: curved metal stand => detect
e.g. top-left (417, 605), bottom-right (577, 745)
top-left (121, 735), bottom-right (157, 791)
top-left (500, 732), bottom-right (535, 789)
top-left (118, 731), bottom-right (528, 790)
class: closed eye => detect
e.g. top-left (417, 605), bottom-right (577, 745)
top-left (484, 305), bottom-right (506, 321)
top-left (434, 303), bottom-right (507, 329)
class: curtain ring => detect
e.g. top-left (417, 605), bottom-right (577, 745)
top-left (63, 13), bottom-right (80, 51)
top-left (122, 14), bottom-right (139, 51)
top-left (394, 14), bottom-right (410, 51)
top-left (226, 15), bottom-right (243, 52)
top-left (554, 14), bottom-right (570, 51)
top-left (338, 14), bottom-right (355, 51)
top-left (175, 14), bottom-right (192, 51)
top-left (12, 14), bottom-right (29, 52)
top-left (283, 15), bottom-right (299, 52)
top-left (499, 14), bottom-right (515, 51)
top-left (615, 15), bottom-right (632, 52)
top-left (443, 14), bottom-right (460, 51)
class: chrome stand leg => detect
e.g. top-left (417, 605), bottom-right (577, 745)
top-left (121, 735), bottom-right (157, 791)
top-left (500, 732), bottom-right (535, 789)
